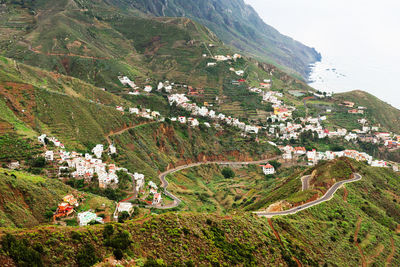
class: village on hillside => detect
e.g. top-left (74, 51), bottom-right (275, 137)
top-left (4, 48), bottom-right (400, 225)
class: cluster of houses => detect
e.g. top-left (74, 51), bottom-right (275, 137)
top-left (147, 181), bottom-right (162, 205)
top-left (207, 53), bottom-right (242, 68)
top-left (53, 194), bottom-right (79, 221)
top-left (116, 105), bottom-right (162, 121)
top-left (38, 134), bottom-right (129, 188)
top-left (118, 76), bottom-right (153, 95)
top-left (306, 149), bottom-right (389, 168)
top-left (168, 94), bottom-right (261, 134)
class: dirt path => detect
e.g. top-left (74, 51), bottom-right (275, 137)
top-left (354, 216), bottom-right (367, 267)
top-left (268, 218), bottom-right (301, 266)
top-left (343, 186), bottom-right (348, 202)
top-left (106, 121), bottom-right (157, 145)
top-left (267, 218), bottom-right (282, 245)
top-left (386, 238), bottom-right (396, 266)
top-left (29, 45), bottom-right (110, 60)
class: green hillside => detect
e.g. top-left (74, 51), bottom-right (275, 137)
top-left (335, 90), bottom-right (400, 133)
top-left (0, 168), bottom-right (114, 228)
top-left (0, 162), bottom-right (398, 266)
top-left (126, 0), bottom-right (321, 78)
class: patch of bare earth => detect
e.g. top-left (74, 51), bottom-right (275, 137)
top-left (354, 216), bottom-right (367, 267)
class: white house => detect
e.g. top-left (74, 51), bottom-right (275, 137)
top-left (207, 62), bottom-right (217, 67)
top-left (144, 85), bottom-right (153, 93)
top-left (129, 108), bottom-right (139, 114)
top-left (118, 76), bottom-right (136, 89)
top-left (38, 134), bottom-right (47, 145)
top-left (77, 211), bottom-right (103, 226)
top-left (116, 106), bottom-right (124, 112)
top-left (235, 70), bottom-right (244, 76)
top-left (45, 151), bottom-right (54, 161)
top-left (188, 117), bottom-right (199, 127)
top-left (134, 173), bottom-right (145, 191)
top-left (92, 144), bottom-right (104, 159)
top-left (178, 116), bottom-right (187, 124)
top-left (117, 202), bottom-right (134, 215)
top-left (245, 125), bottom-right (259, 134)
top-left (260, 164), bottom-right (275, 175)
top-left (109, 144), bottom-right (117, 155)
top-left (371, 160), bottom-right (387, 168)
top-left (153, 193), bottom-right (162, 205)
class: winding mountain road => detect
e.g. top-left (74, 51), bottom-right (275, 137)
top-left (254, 173), bottom-right (362, 218)
top-left (157, 158), bottom-right (362, 215)
top-left (301, 175), bottom-right (312, 191)
top-left (157, 157), bottom-right (281, 209)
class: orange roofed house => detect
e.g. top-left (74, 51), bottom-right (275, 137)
top-left (260, 164), bottom-right (275, 175)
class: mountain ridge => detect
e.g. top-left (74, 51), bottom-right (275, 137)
top-left (113, 0), bottom-right (321, 78)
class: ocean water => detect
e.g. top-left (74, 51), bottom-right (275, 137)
top-left (245, 0), bottom-right (400, 109)
top-left (308, 54), bottom-right (400, 109)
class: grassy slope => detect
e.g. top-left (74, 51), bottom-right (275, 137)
top-left (335, 90), bottom-right (400, 133)
top-left (1, 160), bottom-right (398, 266)
top-left (0, 168), bottom-right (114, 228)
top-left (111, 122), bottom-right (278, 182)
top-left (273, 162), bottom-right (400, 266)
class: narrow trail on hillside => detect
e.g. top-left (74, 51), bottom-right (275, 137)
top-left (106, 121), bottom-right (157, 145)
top-left (354, 216), bottom-right (367, 267)
top-left (386, 238), bottom-right (396, 266)
top-left (28, 45), bottom-right (110, 60)
top-left (267, 218), bottom-right (282, 244)
top-left (343, 186), bottom-right (348, 202)
top-left (267, 218), bottom-right (302, 267)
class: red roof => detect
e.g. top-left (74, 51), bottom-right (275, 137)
top-left (260, 164), bottom-right (274, 169)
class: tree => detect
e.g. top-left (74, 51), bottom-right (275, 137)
top-left (269, 160), bottom-right (281, 170)
top-left (113, 249), bottom-right (123, 260)
top-left (118, 211), bottom-right (130, 223)
top-left (221, 167), bottom-right (235, 178)
top-left (76, 244), bottom-right (98, 267)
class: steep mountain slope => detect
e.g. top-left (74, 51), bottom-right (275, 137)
top-left (123, 0), bottom-right (321, 78)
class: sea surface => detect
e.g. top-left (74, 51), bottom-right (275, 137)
top-left (308, 54), bottom-right (400, 109)
top-left (245, 0), bottom-right (400, 109)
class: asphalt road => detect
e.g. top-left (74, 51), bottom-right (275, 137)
top-left (254, 173), bottom-right (362, 218)
top-left (156, 157), bottom-right (281, 209)
top-left (301, 175), bottom-right (312, 191)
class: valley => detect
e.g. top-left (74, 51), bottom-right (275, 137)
top-left (0, 0), bottom-right (399, 266)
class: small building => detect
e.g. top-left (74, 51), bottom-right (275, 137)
top-left (77, 211), bottom-right (103, 226)
top-left (45, 151), bottom-right (54, 161)
top-left (63, 195), bottom-right (78, 207)
top-left (38, 134), bottom-right (47, 145)
top-left (92, 144), bottom-right (104, 159)
top-left (109, 144), bottom-right (117, 155)
top-left (117, 202), bottom-right (134, 215)
top-left (8, 161), bottom-right (20, 170)
top-left (260, 164), bottom-right (275, 175)
top-left (153, 193), bottom-right (162, 205)
top-left (144, 85), bottom-right (153, 93)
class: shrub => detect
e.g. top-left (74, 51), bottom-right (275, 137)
top-left (1, 233), bottom-right (43, 266)
top-left (113, 249), bottom-right (123, 260)
top-left (103, 224), bottom-right (114, 239)
top-left (221, 167), bottom-right (235, 179)
top-left (118, 211), bottom-right (130, 223)
top-left (76, 243), bottom-right (98, 267)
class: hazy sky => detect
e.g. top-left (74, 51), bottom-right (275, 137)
top-left (244, 0), bottom-right (400, 108)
